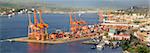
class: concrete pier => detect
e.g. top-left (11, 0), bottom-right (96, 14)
top-left (4, 35), bottom-right (98, 44)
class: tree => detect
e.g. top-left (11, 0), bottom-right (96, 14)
top-left (136, 45), bottom-right (150, 53)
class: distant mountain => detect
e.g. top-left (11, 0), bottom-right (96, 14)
top-left (0, 0), bottom-right (36, 4)
top-left (0, 1), bottom-right (17, 7)
top-left (0, 0), bottom-right (64, 9)
top-left (0, 0), bottom-right (42, 8)
top-left (0, 0), bottom-right (149, 9)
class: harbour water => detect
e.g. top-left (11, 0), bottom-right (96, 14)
top-left (0, 13), bottom-right (122, 53)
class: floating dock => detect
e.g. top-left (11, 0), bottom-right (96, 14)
top-left (4, 35), bottom-right (98, 44)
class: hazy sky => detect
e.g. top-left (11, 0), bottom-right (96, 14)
top-left (0, 0), bottom-right (149, 9)
top-left (42, 0), bottom-right (149, 8)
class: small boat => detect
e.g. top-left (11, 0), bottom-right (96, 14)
top-left (55, 29), bottom-right (62, 33)
top-left (8, 14), bottom-right (12, 19)
top-left (8, 14), bottom-right (12, 17)
top-left (91, 44), bottom-right (97, 49)
top-left (96, 42), bottom-right (105, 51)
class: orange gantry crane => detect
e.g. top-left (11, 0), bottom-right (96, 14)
top-left (74, 13), bottom-right (86, 25)
top-left (69, 13), bottom-right (87, 38)
top-left (28, 9), bottom-right (48, 40)
top-left (38, 9), bottom-right (49, 40)
top-left (70, 13), bottom-right (87, 33)
top-left (70, 13), bottom-right (77, 33)
top-left (28, 9), bottom-right (40, 40)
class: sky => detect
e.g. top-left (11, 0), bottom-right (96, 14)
top-left (0, 0), bottom-right (149, 9)
top-left (41, 0), bottom-right (150, 9)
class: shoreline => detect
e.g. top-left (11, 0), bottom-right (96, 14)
top-left (0, 11), bottom-right (97, 16)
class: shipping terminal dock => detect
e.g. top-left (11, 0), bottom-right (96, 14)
top-left (4, 32), bottom-right (99, 44)
top-left (1, 9), bottom-right (105, 44)
top-left (1, 9), bottom-right (137, 45)
top-left (4, 35), bottom-right (97, 44)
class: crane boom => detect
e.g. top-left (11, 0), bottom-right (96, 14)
top-left (70, 13), bottom-right (73, 26)
top-left (33, 10), bottom-right (38, 25)
top-left (39, 9), bottom-right (44, 24)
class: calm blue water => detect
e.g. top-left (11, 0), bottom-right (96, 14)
top-left (0, 13), bottom-right (122, 53)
